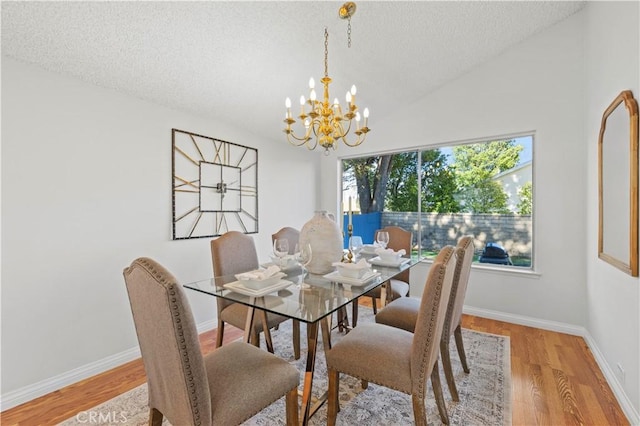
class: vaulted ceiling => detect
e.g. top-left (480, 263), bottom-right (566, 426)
top-left (2, 1), bottom-right (585, 143)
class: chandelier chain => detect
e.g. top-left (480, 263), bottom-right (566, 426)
top-left (324, 28), bottom-right (329, 78)
top-left (347, 17), bottom-right (352, 48)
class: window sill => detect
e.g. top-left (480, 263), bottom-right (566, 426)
top-left (418, 258), bottom-right (541, 279)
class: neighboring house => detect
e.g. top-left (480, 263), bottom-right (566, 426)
top-left (492, 160), bottom-right (532, 213)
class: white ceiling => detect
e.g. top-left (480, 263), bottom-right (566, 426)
top-left (2, 1), bottom-right (585, 143)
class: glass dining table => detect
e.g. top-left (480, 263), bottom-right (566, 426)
top-left (184, 256), bottom-right (421, 425)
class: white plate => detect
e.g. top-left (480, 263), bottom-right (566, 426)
top-left (322, 270), bottom-right (381, 286)
top-left (223, 279), bottom-right (293, 297)
top-left (368, 256), bottom-right (411, 268)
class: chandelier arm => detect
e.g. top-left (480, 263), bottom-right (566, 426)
top-left (340, 133), bottom-right (367, 147)
top-left (285, 131), bottom-right (312, 145)
top-left (287, 133), bottom-right (319, 151)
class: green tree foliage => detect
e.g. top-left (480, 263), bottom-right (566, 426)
top-left (385, 152), bottom-right (418, 211)
top-left (517, 181), bottom-right (532, 215)
top-left (386, 150), bottom-right (460, 212)
top-left (422, 150), bottom-right (460, 212)
top-left (453, 140), bottom-right (522, 213)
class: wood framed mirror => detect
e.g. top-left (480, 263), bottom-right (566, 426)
top-left (598, 90), bottom-right (639, 276)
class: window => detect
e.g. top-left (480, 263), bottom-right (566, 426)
top-left (341, 135), bottom-right (533, 269)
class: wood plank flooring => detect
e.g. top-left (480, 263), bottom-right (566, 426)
top-left (1, 303), bottom-right (630, 426)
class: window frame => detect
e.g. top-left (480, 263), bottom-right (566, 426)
top-left (339, 131), bottom-right (536, 273)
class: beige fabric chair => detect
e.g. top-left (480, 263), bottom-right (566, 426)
top-left (352, 226), bottom-right (412, 326)
top-left (326, 246), bottom-right (456, 426)
top-left (211, 231), bottom-right (300, 359)
top-left (271, 227), bottom-right (300, 255)
top-left (375, 236), bottom-right (475, 401)
top-left (123, 257), bottom-right (299, 426)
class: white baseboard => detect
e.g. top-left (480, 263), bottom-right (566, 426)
top-left (0, 319), bottom-right (217, 412)
top-left (581, 332), bottom-right (640, 426)
top-left (464, 305), bottom-right (639, 425)
top-left (0, 346), bottom-right (141, 412)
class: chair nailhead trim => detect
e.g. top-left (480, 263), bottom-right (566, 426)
top-left (134, 258), bottom-right (203, 425)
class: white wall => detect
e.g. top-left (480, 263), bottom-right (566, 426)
top-left (585, 1), bottom-right (640, 417)
top-left (321, 4), bottom-right (640, 420)
top-left (0, 57), bottom-right (319, 402)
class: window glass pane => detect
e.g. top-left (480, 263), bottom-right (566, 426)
top-left (341, 135), bottom-right (533, 270)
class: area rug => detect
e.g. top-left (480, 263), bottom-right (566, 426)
top-left (60, 308), bottom-right (511, 425)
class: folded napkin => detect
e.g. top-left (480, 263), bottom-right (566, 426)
top-left (375, 248), bottom-right (406, 256)
top-left (236, 265), bottom-right (281, 281)
top-left (332, 258), bottom-right (370, 269)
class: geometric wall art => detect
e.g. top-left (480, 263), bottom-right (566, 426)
top-left (172, 128), bottom-right (258, 239)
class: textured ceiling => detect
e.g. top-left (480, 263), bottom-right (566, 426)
top-left (2, 1), bottom-right (585, 143)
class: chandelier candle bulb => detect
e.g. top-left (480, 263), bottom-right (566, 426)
top-left (285, 98), bottom-right (292, 118)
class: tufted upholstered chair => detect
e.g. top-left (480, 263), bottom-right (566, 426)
top-left (211, 231), bottom-right (300, 359)
top-left (352, 226), bottom-right (412, 327)
top-left (326, 246), bottom-right (457, 426)
top-left (123, 257), bottom-right (299, 426)
top-left (375, 236), bottom-right (475, 401)
top-left (271, 227), bottom-right (300, 255)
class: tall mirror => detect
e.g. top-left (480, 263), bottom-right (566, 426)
top-left (598, 90), bottom-right (639, 276)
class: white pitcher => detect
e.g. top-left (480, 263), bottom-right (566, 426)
top-left (299, 211), bottom-right (343, 274)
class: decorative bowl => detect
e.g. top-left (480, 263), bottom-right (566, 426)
top-left (334, 261), bottom-right (371, 279)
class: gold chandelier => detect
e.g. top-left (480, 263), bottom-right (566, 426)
top-left (283, 4), bottom-right (370, 155)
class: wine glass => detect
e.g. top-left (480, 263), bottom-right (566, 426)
top-left (349, 236), bottom-right (364, 259)
top-left (376, 231), bottom-right (390, 249)
top-left (273, 238), bottom-right (289, 268)
top-left (294, 243), bottom-right (313, 276)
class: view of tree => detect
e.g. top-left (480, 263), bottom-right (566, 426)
top-left (343, 155), bottom-right (393, 213)
top-left (421, 150), bottom-right (460, 213)
top-left (385, 152), bottom-right (418, 212)
top-left (343, 139), bottom-right (525, 215)
top-left (517, 181), bottom-right (532, 215)
top-left (452, 140), bottom-right (522, 213)
top-left (385, 150), bottom-right (460, 212)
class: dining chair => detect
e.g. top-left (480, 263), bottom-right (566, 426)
top-left (271, 226), bottom-right (300, 254)
top-left (352, 226), bottom-right (412, 327)
top-left (211, 231), bottom-right (300, 359)
top-left (123, 257), bottom-right (299, 426)
top-left (326, 246), bottom-right (456, 426)
top-left (375, 236), bottom-right (475, 402)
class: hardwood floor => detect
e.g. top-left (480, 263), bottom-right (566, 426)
top-left (1, 303), bottom-right (629, 426)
